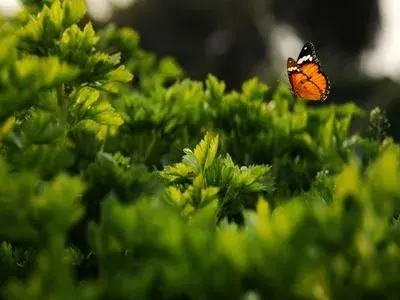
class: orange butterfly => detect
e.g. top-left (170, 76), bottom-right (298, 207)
top-left (287, 41), bottom-right (330, 101)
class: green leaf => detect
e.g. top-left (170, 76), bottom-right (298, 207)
top-left (62, 0), bottom-right (87, 28)
top-left (160, 162), bottom-right (195, 183)
top-left (72, 120), bottom-right (110, 141)
top-left (117, 27), bottom-right (140, 50)
top-left (241, 77), bottom-right (269, 102)
top-left (234, 165), bottom-right (274, 193)
top-left (105, 65), bottom-right (133, 83)
top-left (57, 23), bottom-right (99, 64)
top-left (21, 110), bottom-right (64, 145)
top-left (71, 87), bottom-right (123, 126)
top-left (11, 145), bottom-right (75, 178)
top-left (188, 131), bottom-right (219, 172)
top-left (334, 160), bottom-right (360, 202)
top-left (87, 101), bottom-right (124, 126)
top-left (321, 112), bottom-right (334, 151)
top-left (205, 74), bottom-right (226, 103)
top-left (70, 87), bottom-right (101, 120)
top-left (158, 57), bottom-right (183, 80)
top-left (368, 146), bottom-right (399, 192)
top-left (199, 186), bottom-right (219, 208)
top-left (19, 1), bottom-right (63, 46)
top-left (164, 186), bottom-right (188, 208)
top-left (33, 173), bottom-right (85, 233)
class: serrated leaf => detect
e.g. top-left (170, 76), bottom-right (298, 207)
top-left (62, 0), bottom-right (87, 28)
top-left (160, 162), bottom-right (194, 183)
top-left (71, 87), bottom-right (123, 126)
top-left (105, 65), bottom-right (133, 83)
top-left (199, 186), bottom-right (219, 208)
top-left (71, 87), bottom-right (100, 119)
top-left (73, 120), bottom-right (109, 141)
top-left (86, 101), bottom-right (124, 126)
top-left (47, 0), bottom-right (63, 30)
top-left (205, 73), bottom-right (225, 102)
top-left (164, 186), bottom-right (187, 207)
top-left (57, 23), bottom-right (132, 87)
top-left (234, 165), bottom-right (273, 193)
top-left (21, 110), bottom-right (64, 145)
top-left (192, 132), bottom-right (219, 171)
top-left (19, 3), bottom-right (59, 43)
top-left (182, 148), bottom-right (199, 169)
top-left (58, 23), bottom-right (98, 62)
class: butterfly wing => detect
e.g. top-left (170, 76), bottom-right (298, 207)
top-left (287, 42), bottom-right (330, 101)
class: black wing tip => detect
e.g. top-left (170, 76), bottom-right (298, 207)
top-left (297, 41), bottom-right (318, 63)
top-left (302, 41), bottom-right (316, 52)
top-left (304, 41), bottom-right (315, 47)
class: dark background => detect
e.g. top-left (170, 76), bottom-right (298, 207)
top-left (92, 0), bottom-right (400, 140)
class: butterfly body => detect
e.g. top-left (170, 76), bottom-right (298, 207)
top-left (287, 42), bottom-right (330, 101)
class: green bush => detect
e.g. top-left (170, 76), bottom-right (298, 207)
top-left (1, 1), bottom-right (400, 299)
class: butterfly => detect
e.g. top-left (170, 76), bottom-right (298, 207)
top-left (287, 41), bottom-right (330, 101)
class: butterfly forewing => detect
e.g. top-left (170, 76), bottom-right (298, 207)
top-left (296, 41), bottom-right (319, 66)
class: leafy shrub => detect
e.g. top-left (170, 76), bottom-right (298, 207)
top-left (1, 1), bottom-right (400, 299)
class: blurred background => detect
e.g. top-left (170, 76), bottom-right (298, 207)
top-left (2, 0), bottom-right (400, 140)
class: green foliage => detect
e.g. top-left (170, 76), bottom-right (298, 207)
top-left (160, 132), bottom-right (274, 221)
top-left (1, 1), bottom-right (400, 299)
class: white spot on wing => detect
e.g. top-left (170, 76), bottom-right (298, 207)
top-left (297, 55), bottom-right (313, 64)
